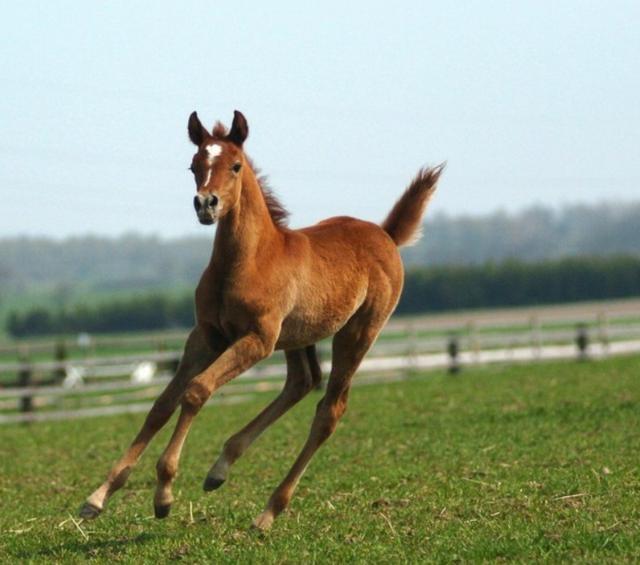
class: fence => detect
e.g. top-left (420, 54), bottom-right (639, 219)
top-left (1, 300), bottom-right (640, 425)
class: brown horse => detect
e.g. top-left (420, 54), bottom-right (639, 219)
top-left (80, 110), bottom-right (444, 530)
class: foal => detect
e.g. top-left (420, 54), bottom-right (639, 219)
top-left (80, 110), bottom-right (443, 530)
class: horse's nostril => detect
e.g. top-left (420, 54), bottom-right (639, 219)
top-left (193, 196), bottom-right (201, 212)
top-left (209, 195), bottom-right (219, 207)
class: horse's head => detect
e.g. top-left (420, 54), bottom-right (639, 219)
top-left (187, 110), bottom-right (249, 225)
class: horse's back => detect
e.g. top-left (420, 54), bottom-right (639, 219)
top-left (299, 216), bottom-right (402, 275)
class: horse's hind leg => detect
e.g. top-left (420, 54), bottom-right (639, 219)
top-left (79, 326), bottom-right (218, 519)
top-left (204, 345), bottom-right (322, 490)
top-left (252, 311), bottom-right (388, 530)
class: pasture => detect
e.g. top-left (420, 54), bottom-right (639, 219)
top-left (1, 355), bottom-right (639, 563)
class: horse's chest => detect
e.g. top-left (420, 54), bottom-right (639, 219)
top-left (196, 274), bottom-right (269, 338)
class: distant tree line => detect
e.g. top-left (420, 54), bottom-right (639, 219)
top-left (6, 256), bottom-right (640, 337)
top-left (403, 202), bottom-right (640, 267)
top-left (396, 255), bottom-right (640, 315)
top-left (3, 202), bottom-right (640, 296)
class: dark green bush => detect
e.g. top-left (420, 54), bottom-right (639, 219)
top-left (7, 255), bottom-right (640, 337)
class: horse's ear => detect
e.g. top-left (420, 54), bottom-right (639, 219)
top-left (227, 110), bottom-right (249, 147)
top-left (188, 111), bottom-right (209, 146)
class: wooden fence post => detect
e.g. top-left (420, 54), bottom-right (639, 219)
top-left (576, 323), bottom-right (589, 361)
top-left (447, 334), bottom-right (460, 374)
top-left (18, 352), bottom-right (33, 414)
top-left (53, 340), bottom-right (67, 384)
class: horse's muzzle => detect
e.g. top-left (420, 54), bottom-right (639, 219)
top-left (194, 194), bottom-right (219, 225)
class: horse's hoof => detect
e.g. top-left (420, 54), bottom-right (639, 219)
top-left (79, 502), bottom-right (102, 520)
top-left (251, 511), bottom-right (274, 532)
top-left (203, 476), bottom-right (225, 491)
top-left (154, 503), bottom-right (171, 519)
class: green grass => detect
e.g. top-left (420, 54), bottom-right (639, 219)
top-left (1, 356), bottom-right (640, 563)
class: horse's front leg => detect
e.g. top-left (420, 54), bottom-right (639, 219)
top-left (153, 328), bottom-right (277, 518)
top-left (79, 326), bottom-right (218, 519)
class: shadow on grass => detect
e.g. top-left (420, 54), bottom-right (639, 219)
top-left (12, 532), bottom-right (158, 561)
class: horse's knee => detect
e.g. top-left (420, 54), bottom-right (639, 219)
top-left (315, 415), bottom-right (338, 442)
top-left (182, 381), bottom-right (209, 412)
top-left (314, 401), bottom-right (347, 442)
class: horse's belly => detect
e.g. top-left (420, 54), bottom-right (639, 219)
top-left (275, 293), bottom-right (365, 350)
top-left (276, 317), bottom-right (336, 350)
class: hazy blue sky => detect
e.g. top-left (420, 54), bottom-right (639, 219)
top-left (2, 1), bottom-right (639, 238)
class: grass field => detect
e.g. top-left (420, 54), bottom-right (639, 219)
top-left (1, 356), bottom-right (639, 563)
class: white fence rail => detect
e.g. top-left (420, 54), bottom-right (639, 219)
top-left (3, 298), bottom-right (640, 424)
top-left (1, 326), bottom-right (639, 424)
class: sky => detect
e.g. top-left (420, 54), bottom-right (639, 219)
top-left (1, 1), bottom-right (639, 239)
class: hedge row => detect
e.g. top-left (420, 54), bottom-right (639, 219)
top-left (7, 256), bottom-right (640, 337)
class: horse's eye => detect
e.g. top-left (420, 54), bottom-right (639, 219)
top-left (232, 162), bottom-right (242, 173)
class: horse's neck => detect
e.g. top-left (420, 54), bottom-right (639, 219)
top-left (210, 171), bottom-right (278, 268)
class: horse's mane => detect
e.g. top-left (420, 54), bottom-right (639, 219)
top-left (212, 122), bottom-right (290, 228)
top-left (253, 168), bottom-right (290, 228)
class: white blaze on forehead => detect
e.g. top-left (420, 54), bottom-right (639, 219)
top-left (203, 169), bottom-right (211, 187)
top-left (205, 143), bottom-right (222, 163)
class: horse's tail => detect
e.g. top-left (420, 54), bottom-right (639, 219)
top-left (381, 164), bottom-right (445, 247)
